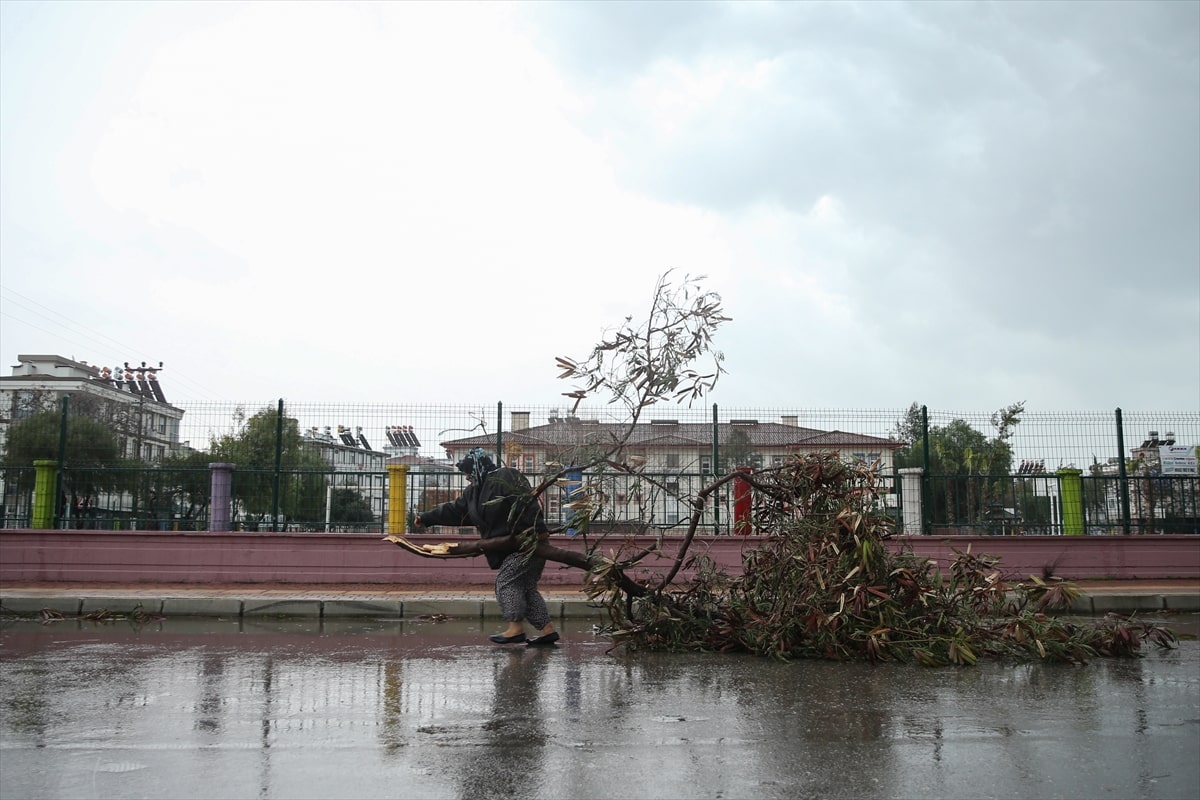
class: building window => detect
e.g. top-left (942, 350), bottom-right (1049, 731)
top-left (666, 453), bottom-right (680, 469)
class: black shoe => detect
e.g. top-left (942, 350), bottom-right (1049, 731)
top-left (489, 632), bottom-right (527, 644)
top-left (526, 632), bottom-right (560, 647)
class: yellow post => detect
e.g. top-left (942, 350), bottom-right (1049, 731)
top-left (387, 464), bottom-right (410, 535)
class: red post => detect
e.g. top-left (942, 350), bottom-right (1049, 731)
top-left (734, 466), bottom-right (752, 535)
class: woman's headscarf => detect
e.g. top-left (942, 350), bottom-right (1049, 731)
top-left (456, 448), bottom-right (496, 484)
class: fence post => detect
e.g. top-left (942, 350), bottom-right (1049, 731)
top-left (387, 464), bottom-right (409, 535)
top-left (32, 459), bottom-right (57, 529)
top-left (209, 462), bottom-right (235, 532)
top-left (1115, 407), bottom-right (1131, 534)
top-left (711, 403), bottom-right (721, 533)
top-left (496, 401), bottom-right (503, 465)
top-left (271, 399), bottom-right (283, 529)
top-left (920, 405), bottom-right (931, 535)
top-left (1057, 468), bottom-right (1084, 535)
top-left (899, 467), bottom-right (924, 535)
top-left (54, 395), bottom-right (69, 528)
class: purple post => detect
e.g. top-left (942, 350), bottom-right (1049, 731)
top-left (209, 462), bottom-right (235, 532)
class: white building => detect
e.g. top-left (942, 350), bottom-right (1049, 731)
top-left (437, 411), bottom-right (903, 531)
top-left (0, 354), bottom-right (185, 463)
top-left (0, 354), bottom-right (187, 528)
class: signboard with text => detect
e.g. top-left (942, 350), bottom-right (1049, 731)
top-left (1159, 445), bottom-right (1199, 476)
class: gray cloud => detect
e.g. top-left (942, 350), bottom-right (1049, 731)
top-left (2, 1), bottom-right (1195, 412)
top-left (521, 1), bottom-right (1199, 407)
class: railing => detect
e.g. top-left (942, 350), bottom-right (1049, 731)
top-left (923, 473), bottom-right (1199, 535)
top-left (1083, 474), bottom-right (1200, 535)
top-left (0, 466), bottom-right (34, 529)
top-left (0, 465), bottom-right (790, 535)
top-left (2, 398), bottom-right (1196, 534)
top-left (5, 460), bottom-right (1197, 536)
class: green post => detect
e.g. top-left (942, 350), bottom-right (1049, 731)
top-left (271, 398), bottom-right (283, 529)
top-left (33, 459), bottom-right (58, 529)
top-left (1057, 468), bottom-right (1084, 535)
top-left (1115, 408), bottom-right (1131, 534)
top-left (55, 395), bottom-right (69, 528)
top-left (496, 401), bottom-right (503, 466)
top-left (920, 405), bottom-right (931, 535)
top-left (712, 403), bottom-right (720, 533)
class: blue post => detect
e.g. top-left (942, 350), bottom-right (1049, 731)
top-left (565, 467), bottom-right (582, 535)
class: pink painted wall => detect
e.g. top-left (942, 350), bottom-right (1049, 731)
top-left (1, 529), bottom-right (1197, 585)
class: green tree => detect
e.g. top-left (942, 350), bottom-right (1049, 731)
top-left (155, 449), bottom-right (216, 529)
top-left (329, 487), bottom-right (374, 527)
top-left (892, 402), bottom-right (1024, 526)
top-left (892, 402), bottom-right (924, 455)
top-left (3, 409), bottom-right (126, 523)
top-left (211, 405), bottom-right (328, 527)
top-left (4, 409), bottom-right (121, 467)
top-left (719, 428), bottom-right (753, 471)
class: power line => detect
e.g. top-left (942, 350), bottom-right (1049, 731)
top-left (0, 286), bottom-right (221, 402)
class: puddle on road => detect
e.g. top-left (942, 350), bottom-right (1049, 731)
top-left (2, 612), bottom-right (1197, 800)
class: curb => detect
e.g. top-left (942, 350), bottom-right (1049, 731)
top-left (2, 587), bottom-right (1197, 620)
top-left (0, 595), bottom-right (610, 620)
top-left (1087, 593), bottom-right (1200, 613)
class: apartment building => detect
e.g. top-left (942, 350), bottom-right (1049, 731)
top-left (437, 411), bottom-right (902, 529)
top-left (0, 354), bottom-right (185, 463)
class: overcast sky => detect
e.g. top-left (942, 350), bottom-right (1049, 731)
top-left (2, 0), bottom-right (1197, 414)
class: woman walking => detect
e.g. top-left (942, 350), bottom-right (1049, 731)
top-left (415, 449), bottom-right (559, 646)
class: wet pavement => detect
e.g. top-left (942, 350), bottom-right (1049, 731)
top-left (1, 613), bottom-right (1198, 800)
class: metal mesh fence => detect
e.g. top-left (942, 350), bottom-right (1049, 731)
top-left (1, 398), bottom-right (1196, 534)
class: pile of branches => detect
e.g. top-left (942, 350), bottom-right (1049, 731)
top-left (589, 452), bottom-right (1177, 666)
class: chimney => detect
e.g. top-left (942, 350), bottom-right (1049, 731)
top-left (511, 411), bottom-right (530, 431)
top-left (782, 415), bottom-right (798, 427)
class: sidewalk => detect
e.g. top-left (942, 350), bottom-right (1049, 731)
top-left (1, 579), bottom-right (1198, 619)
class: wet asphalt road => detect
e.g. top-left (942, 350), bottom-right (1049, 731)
top-left (1, 614), bottom-right (1198, 800)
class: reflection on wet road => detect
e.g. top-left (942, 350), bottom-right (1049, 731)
top-left (2, 614), bottom-right (1198, 799)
